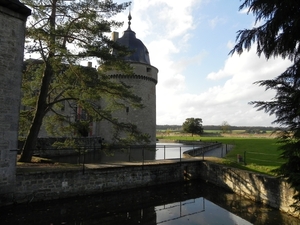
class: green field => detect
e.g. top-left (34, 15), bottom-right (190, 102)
top-left (157, 135), bottom-right (285, 176)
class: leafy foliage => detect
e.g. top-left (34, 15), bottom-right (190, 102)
top-left (19, 0), bottom-right (147, 162)
top-left (182, 118), bottom-right (203, 136)
top-left (220, 121), bottom-right (231, 133)
top-left (231, 0), bottom-right (300, 207)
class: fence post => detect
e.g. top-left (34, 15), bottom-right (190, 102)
top-left (193, 144), bottom-right (195, 156)
top-left (221, 145), bottom-right (223, 158)
top-left (142, 148), bottom-right (144, 165)
top-left (180, 147), bottom-right (182, 162)
top-left (129, 146), bottom-right (131, 162)
top-left (82, 148), bottom-right (85, 174)
top-left (164, 145), bottom-right (166, 160)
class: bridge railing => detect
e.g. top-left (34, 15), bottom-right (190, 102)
top-left (21, 142), bottom-right (224, 166)
top-left (182, 143), bottom-right (222, 158)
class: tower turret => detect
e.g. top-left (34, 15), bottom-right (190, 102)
top-left (113, 12), bottom-right (151, 64)
top-left (98, 13), bottom-right (158, 146)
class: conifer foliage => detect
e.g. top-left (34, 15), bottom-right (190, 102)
top-left (231, 0), bottom-right (300, 206)
top-left (19, 0), bottom-right (147, 162)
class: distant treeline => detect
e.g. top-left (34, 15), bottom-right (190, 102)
top-left (156, 125), bottom-right (182, 131)
top-left (157, 125), bottom-right (277, 131)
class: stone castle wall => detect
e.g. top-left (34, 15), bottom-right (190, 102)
top-left (99, 62), bottom-right (158, 144)
top-left (0, 1), bottom-right (30, 195)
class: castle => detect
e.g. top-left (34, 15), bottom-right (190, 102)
top-left (19, 12), bottom-right (158, 147)
top-left (98, 13), bottom-right (158, 144)
top-left (0, 0), bottom-right (158, 199)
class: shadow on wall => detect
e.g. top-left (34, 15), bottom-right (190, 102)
top-left (199, 161), bottom-right (300, 219)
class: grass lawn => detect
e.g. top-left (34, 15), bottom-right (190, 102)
top-left (157, 134), bottom-right (285, 176)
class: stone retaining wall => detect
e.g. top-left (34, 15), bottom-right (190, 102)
top-left (2, 161), bottom-right (201, 206)
top-left (1, 160), bottom-right (300, 219)
top-left (199, 161), bottom-right (300, 218)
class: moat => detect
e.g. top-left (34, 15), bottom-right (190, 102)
top-left (1, 180), bottom-right (299, 225)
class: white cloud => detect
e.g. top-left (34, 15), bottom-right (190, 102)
top-left (207, 47), bottom-right (291, 81)
top-left (156, 48), bottom-right (292, 126)
top-left (209, 16), bottom-right (226, 29)
top-left (113, 0), bottom-right (293, 127)
top-left (226, 40), bottom-right (235, 49)
top-left (239, 7), bottom-right (249, 14)
top-left (115, 0), bottom-right (200, 40)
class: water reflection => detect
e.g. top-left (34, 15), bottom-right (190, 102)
top-left (156, 198), bottom-right (252, 225)
top-left (155, 143), bottom-right (195, 160)
top-left (1, 180), bottom-right (298, 225)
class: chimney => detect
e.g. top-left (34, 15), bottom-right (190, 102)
top-left (111, 32), bottom-right (119, 41)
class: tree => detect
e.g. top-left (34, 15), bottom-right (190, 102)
top-left (182, 118), bottom-right (203, 136)
top-left (230, 0), bottom-right (300, 205)
top-left (221, 121), bottom-right (231, 133)
top-left (18, 0), bottom-right (147, 162)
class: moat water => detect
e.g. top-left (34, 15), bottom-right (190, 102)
top-left (1, 180), bottom-right (299, 225)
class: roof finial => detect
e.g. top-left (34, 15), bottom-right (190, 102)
top-left (128, 2), bottom-right (132, 29)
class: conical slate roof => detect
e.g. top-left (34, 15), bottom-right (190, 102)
top-left (116, 13), bottom-right (151, 65)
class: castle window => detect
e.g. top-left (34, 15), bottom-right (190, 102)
top-left (146, 67), bottom-right (151, 72)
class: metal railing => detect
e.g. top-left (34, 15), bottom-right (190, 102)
top-left (236, 151), bottom-right (286, 166)
top-left (25, 142), bottom-right (220, 160)
top-left (17, 142), bottom-right (224, 174)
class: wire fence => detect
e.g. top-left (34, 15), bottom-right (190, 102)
top-left (236, 151), bottom-right (285, 166)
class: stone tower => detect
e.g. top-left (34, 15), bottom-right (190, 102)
top-left (99, 13), bottom-right (158, 145)
top-left (0, 0), bottom-right (30, 199)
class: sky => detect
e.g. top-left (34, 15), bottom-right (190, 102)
top-left (111, 0), bottom-right (292, 127)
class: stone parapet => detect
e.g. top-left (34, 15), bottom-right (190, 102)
top-left (199, 161), bottom-right (300, 218)
top-left (2, 161), bottom-right (201, 206)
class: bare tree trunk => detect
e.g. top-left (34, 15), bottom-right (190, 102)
top-left (19, 1), bottom-right (57, 162)
top-left (19, 61), bottom-right (53, 162)
top-left (18, 110), bottom-right (45, 162)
